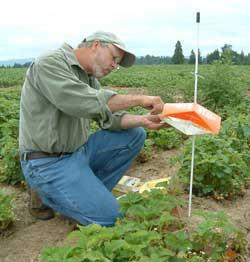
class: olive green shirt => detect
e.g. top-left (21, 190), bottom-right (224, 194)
top-left (19, 43), bottom-right (124, 153)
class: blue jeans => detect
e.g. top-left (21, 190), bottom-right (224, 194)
top-left (21, 128), bottom-right (146, 226)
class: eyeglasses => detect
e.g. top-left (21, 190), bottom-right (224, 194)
top-left (105, 45), bottom-right (122, 66)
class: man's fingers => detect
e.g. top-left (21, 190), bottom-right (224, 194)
top-left (142, 96), bottom-right (164, 114)
top-left (150, 123), bottom-right (166, 130)
top-left (162, 123), bottom-right (171, 128)
top-left (144, 119), bottom-right (166, 130)
top-left (146, 114), bottom-right (161, 122)
top-left (151, 105), bottom-right (164, 115)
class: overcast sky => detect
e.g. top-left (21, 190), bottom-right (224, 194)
top-left (1, 0), bottom-right (250, 60)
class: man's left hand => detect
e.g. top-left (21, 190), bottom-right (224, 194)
top-left (141, 96), bottom-right (164, 115)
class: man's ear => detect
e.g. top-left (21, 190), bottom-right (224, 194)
top-left (91, 40), bottom-right (100, 50)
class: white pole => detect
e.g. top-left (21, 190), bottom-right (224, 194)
top-left (194, 12), bottom-right (200, 104)
top-left (188, 12), bottom-right (200, 217)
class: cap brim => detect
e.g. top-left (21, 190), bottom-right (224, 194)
top-left (113, 44), bottom-right (135, 67)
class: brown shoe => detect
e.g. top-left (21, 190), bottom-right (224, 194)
top-left (28, 186), bottom-right (55, 220)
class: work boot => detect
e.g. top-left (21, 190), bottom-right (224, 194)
top-left (28, 186), bottom-right (55, 220)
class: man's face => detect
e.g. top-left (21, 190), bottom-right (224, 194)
top-left (91, 43), bottom-right (124, 79)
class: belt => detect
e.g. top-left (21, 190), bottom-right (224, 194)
top-left (21, 151), bottom-right (71, 161)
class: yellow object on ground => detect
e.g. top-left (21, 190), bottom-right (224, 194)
top-left (138, 177), bottom-right (171, 193)
top-left (114, 175), bottom-right (170, 194)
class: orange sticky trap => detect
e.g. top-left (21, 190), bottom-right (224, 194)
top-left (160, 103), bottom-right (221, 135)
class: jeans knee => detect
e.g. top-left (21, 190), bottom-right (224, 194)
top-left (131, 127), bottom-right (146, 148)
top-left (101, 210), bottom-right (123, 227)
top-left (84, 204), bottom-right (122, 227)
top-left (138, 127), bottom-right (147, 141)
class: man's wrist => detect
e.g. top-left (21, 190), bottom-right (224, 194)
top-left (131, 95), bottom-right (146, 108)
top-left (120, 114), bottom-right (145, 129)
top-left (108, 94), bottom-right (146, 112)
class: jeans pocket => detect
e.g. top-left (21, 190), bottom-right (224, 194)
top-left (20, 163), bottom-right (41, 190)
top-left (27, 157), bottom-right (64, 183)
top-left (29, 157), bottom-right (61, 169)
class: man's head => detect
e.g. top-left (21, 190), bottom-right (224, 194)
top-left (75, 31), bottom-right (135, 79)
top-left (82, 31), bottom-right (135, 68)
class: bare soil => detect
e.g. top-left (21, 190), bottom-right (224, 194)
top-left (0, 148), bottom-right (249, 262)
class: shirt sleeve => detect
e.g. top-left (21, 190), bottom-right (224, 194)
top-left (34, 56), bottom-right (123, 130)
top-left (99, 111), bottom-right (127, 131)
top-left (90, 77), bottom-right (127, 130)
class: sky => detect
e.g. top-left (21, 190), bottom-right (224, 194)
top-left (1, 0), bottom-right (250, 60)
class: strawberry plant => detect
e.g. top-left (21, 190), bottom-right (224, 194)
top-left (41, 189), bottom-right (247, 261)
top-left (198, 60), bottom-right (242, 114)
top-left (0, 68), bottom-right (26, 88)
top-left (0, 135), bottom-right (23, 184)
top-left (0, 90), bottom-right (23, 184)
top-left (136, 138), bottom-right (154, 163)
top-left (178, 134), bottom-right (250, 199)
top-left (178, 110), bottom-right (250, 199)
top-left (220, 113), bottom-right (250, 153)
top-left (0, 188), bottom-right (15, 231)
top-left (190, 211), bottom-right (246, 260)
top-left (148, 128), bottom-right (184, 150)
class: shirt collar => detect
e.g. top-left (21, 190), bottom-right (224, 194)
top-left (61, 43), bottom-right (83, 69)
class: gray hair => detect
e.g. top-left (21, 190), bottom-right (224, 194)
top-left (78, 40), bottom-right (109, 48)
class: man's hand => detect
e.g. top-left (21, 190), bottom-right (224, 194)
top-left (107, 94), bottom-right (164, 114)
top-left (141, 114), bottom-right (165, 130)
top-left (120, 114), bottom-right (169, 130)
top-left (141, 96), bottom-right (164, 115)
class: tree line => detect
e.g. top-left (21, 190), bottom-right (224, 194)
top-left (0, 62), bottom-right (32, 68)
top-left (136, 41), bottom-right (250, 65)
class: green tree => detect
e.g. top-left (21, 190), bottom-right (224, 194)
top-left (188, 49), bottom-right (195, 64)
top-left (238, 51), bottom-right (245, 65)
top-left (206, 49), bottom-right (220, 64)
top-left (172, 41), bottom-right (184, 64)
top-left (220, 44), bottom-right (249, 65)
top-left (221, 44), bottom-right (237, 64)
top-left (189, 49), bottom-right (202, 64)
top-left (246, 53), bottom-right (250, 65)
top-left (136, 55), bottom-right (172, 65)
top-left (198, 49), bottom-right (202, 64)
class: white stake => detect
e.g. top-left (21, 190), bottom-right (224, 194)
top-left (188, 12), bottom-right (200, 217)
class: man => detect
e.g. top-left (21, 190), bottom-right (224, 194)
top-left (19, 31), bottom-right (165, 226)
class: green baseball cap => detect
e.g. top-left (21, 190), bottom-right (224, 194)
top-left (84, 31), bottom-right (135, 67)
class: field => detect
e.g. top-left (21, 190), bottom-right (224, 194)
top-left (0, 64), bottom-right (249, 261)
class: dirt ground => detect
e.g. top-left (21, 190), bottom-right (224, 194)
top-left (0, 148), bottom-right (249, 262)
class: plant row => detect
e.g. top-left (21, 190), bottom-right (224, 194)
top-left (42, 188), bottom-right (248, 261)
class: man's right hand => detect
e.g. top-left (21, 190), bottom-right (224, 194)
top-left (120, 114), bottom-right (169, 130)
top-left (141, 114), bottom-right (165, 130)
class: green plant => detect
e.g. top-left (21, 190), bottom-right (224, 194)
top-left (178, 134), bottom-right (250, 199)
top-left (148, 128), bottom-right (183, 150)
top-left (0, 189), bottom-right (15, 231)
top-left (0, 90), bottom-right (23, 184)
top-left (220, 113), bottom-right (250, 152)
top-left (191, 211), bottom-right (247, 260)
top-left (41, 189), bottom-right (247, 261)
top-left (199, 61), bottom-right (242, 114)
top-left (0, 135), bottom-right (23, 184)
top-left (0, 68), bottom-right (26, 88)
top-left (136, 138), bottom-right (154, 163)
top-left (178, 110), bottom-right (250, 200)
